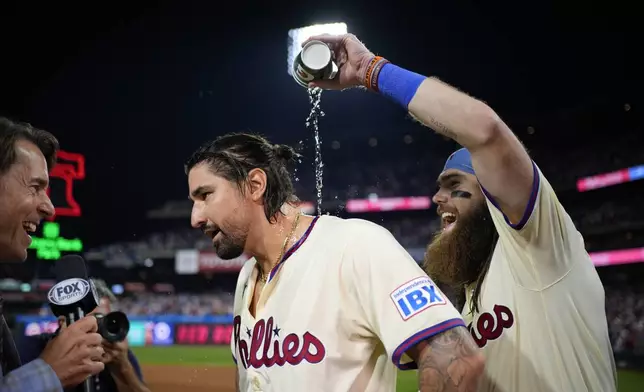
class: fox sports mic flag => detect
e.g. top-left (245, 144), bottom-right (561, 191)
top-left (48, 255), bottom-right (99, 321)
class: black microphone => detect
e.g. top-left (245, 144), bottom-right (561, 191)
top-left (47, 254), bottom-right (99, 392)
top-left (48, 255), bottom-right (99, 325)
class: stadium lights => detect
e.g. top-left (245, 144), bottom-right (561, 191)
top-left (287, 22), bottom-right (348, 76)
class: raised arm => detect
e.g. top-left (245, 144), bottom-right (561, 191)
top-left (406, 77), bottom-right (534, 224)
top-left (306, 34), bottom-right (534, 225)
top-left (407, 326), bottom-right (484, 392)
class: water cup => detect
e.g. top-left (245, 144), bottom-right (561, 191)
top-left (292, 40), bottom-right (338, 88)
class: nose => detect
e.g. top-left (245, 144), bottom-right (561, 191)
top-left (190, 203), bottom-right (207, 229)
top-left (432, 189), bottom-right (449, 206)
top-left (38, 194), bottom-right (55, 218)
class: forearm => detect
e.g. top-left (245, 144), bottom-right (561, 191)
top-left (374, 62), bottom-right (503, 150)
top-left (408, 326), bottom-right (484, 392)
top-left (373, 61), bottom-right (534, 220)
top-left (408, 78), bottom-right (502, 148)
top-left (110, 362), bottom-right (150, 392)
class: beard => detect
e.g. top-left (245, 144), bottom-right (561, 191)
top-left (424, 201), bottom-right (497, 289)
top-left (214, 234), bottom-right (245, 259)
top-left (212, 221), bottom-right (248, 260)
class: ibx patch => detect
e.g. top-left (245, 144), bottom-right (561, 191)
top-left (390, 276), bottom-right (447, 321)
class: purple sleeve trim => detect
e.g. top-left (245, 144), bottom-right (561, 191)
top-left (391, 318), bottom-right (466, 370)
top-left (232, 354), bottom-right (237, 364)
top-left (480, 161), bottom-right (540, 231)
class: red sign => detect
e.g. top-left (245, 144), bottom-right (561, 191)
top-left (346, 196), bottom-right (431, 213)
top-left (174, 323), bottom-right (233, 345)
top-left (576, 168), bottom-right (629, 192)
top-left (48, 150), bottom-right (86, 219)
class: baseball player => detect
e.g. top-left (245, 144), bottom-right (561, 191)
top-left (307, 33), bottom-right (617, 391)
top-left (185, 133), bottom-right (484, 391)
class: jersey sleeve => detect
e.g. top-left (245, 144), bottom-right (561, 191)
top-left (341, 221), bottom-right (465, 370)
top-left (481, 161), bottom-right (587, 290)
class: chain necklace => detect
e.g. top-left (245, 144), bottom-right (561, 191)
top-left (258, 213), bottom-right (302, 283)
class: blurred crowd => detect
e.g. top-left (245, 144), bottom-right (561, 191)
top-left (117, 292), bottom-right (233, 316)
top-left (608, 286), bottom-right (644, 356)
top-left (604, 265), bottom-right (644, 361)
top-left (37, 292), bottom-right (234, 317)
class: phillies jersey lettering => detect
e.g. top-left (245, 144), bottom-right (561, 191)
top-left (233, 315), bottom-right (326, 369)
top-left (464, 163), bottom-right (617, 391)
top-left (467, 305), bottom-right (514, 348)
top-left (230, 216), bottom-right (465, 391)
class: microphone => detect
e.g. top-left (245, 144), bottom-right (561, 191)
top-left (48, 255), bottom-right (99, 325)
top-left (47, 255), bottom-right (99, 392)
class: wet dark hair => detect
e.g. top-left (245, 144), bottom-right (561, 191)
top-left (0, 117), bottom-right (59, 175)
top-left (185, 133), bottom-right (300, 223)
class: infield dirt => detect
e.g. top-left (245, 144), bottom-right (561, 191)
top-left (142, 364), bottom-right (236, 392)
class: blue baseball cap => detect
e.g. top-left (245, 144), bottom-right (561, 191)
top-left (442, 148), bottom-right (475, 176)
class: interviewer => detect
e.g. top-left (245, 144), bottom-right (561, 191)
top-left (0, 117), bottom-right (105, 391)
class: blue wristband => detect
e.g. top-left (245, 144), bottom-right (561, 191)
top-left (376, 63), bottom-right (426, 109)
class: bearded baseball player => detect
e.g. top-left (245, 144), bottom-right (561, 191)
top-left (307, 33), bottom-right (617, 391)
top-left (185, 133), bottom-right (484, 391)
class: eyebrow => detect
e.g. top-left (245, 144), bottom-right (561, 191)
top-left (32, 177), bottom-right (49, 189)
top-left (189, 185), bottom-right (212, 200)
top-left (436, 173), bottom-right (463, 187)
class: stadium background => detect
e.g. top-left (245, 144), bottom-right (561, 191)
top-left (0, 2), bottom-right (642, 391)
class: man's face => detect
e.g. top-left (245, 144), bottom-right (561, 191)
top-left (431, 170), bottom-right (485, 233)
top-left (188, 163), bottom-right (251, 260)
top-left (425, 169), bottom-right (497, 286)
top-left (0, 140), bottom-right (55, 261)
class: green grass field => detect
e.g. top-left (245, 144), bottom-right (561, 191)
top-left (132, 345), bottom-right (644, 391)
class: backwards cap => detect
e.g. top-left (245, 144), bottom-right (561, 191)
top-left (442, 147), bottom-right (475, 176)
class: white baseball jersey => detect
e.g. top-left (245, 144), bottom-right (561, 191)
top-left (464, 162), bottom-right (617, 391)
top-left (230, 215), bottom-right (464, 392)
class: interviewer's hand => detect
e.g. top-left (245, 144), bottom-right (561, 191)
top-left (40, 316), bottom-right (105, 387)
top-left (303, 33), bottom-right (375, 90)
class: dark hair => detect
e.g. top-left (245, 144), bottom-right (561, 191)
top-left (0, 117), bottom-right (59, 175)
top-left (185, 133), bottom-right (300, 223)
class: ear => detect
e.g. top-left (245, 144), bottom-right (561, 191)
top-left (247, 168), bottom-right (267, 203)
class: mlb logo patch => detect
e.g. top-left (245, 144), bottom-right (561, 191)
top-left (390, 276), bottom-right (446, 321)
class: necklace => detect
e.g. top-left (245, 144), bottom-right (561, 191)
top-left (258, 213), bottom-right (301, 283)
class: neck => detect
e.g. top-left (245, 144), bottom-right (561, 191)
top-left (246, 204), bottom-right (313, 275)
